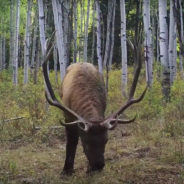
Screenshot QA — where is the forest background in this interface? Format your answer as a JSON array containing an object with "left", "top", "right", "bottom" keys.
[{"left": 0, "top": 0, "right": 184, "bottom": 183}]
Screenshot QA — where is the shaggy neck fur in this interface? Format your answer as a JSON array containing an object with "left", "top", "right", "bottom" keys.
[{"left": 61, "top": 63, "right": 106, "bottom": 123}]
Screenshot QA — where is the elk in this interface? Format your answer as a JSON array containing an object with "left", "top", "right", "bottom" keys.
[{"left": 42, "top": 36, "right": 147, "bottom": 175}]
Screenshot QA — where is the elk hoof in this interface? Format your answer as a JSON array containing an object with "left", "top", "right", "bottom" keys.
[{"left": 61, "top": 169, "right": 74, "bottom": 176}]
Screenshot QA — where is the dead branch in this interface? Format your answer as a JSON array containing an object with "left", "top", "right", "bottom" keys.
[{"left": 0, "top": 117, "right": 26, "bottom": 124}]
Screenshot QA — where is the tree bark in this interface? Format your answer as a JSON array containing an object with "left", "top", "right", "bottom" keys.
[
  {"left": 31, "top": 18, "right": 38, "bottom": 77},
  {"left": 63, "top": 0, "right": 70, "bottom": 66},
  {"left": 34, "top": 39, "right": 40, "bottom": 84},
  {"left": 53, "top": 44, "right": 58, "bottom": 84},
  {"left": 159, "top": 0, "right": 170, "bottom": 99},
  {"left": 24, "top": 0, "right": 32, "bottom": 84},
  {"left": 13, "top": 0, "right": 20, "bottom": 86},
  {"left": 52, "top": 0, "right": 67, "bottom": 79},
  {"left": 10, "top": 0, "right": 15, "bottom": 70},
  {"left": 73, "top": 0, "right": 78, "bottom": 63},
  {"left": 95, "top": 0, "right": 103, "bottom": 73},
  {"left": 38, "top": 0, "right": 46, "bottom": 56},
  {"left": 179, "top": 0, "right": 184, "bottom": 78},
  {"left": 168, "top": 0, "right": 177, "bottom": 84},
  {"left": 120, "top": 0, "right": 127, "bottom": 96},
  {"left": 103, "top": 0, "right": 113, "bottom": 68},
  {"left": 109, "top": 0, "right": 116, "bottom": 69},
  {"left": 143, "top": 0, "right": 153, "bottom": 87},
  {"left": 83, "top": 0, "right": 90, "bottom": 62}
]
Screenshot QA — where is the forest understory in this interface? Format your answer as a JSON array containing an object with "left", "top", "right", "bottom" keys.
[{"left": 0, "top": 69, "right": 184, "bottom": 184}]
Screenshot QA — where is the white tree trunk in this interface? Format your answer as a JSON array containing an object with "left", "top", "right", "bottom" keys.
[
  {"left": 159, "top": 0, "right": 170, "bottom": 98},
  {"left": 156, "top": 16, "right": 160, "bottom": 62},
  {"left": 34, "top": 40, "right": 40, "bottom": 84},
  {"left": 13, "top": 0, "right": 20, "bottom": 86},
  {"left": 38, "top": 0, "right": 46, "bottom": 56},
  {"left": 91, "top": 2, "right": 96, "bottom": 63},
  {"left": 83, "top": 0, "right": 90, "bottom": 62},
  {"left": 120, "top": 0, "right": 127, "bottom": 96},
  {"left": 96, "top": 0, "right": 103, "bottom": 73},
  {"left": 168, "top": 0, "right": 177, "bottom": 84},
  {"left": 24, "top": 0, "right": 32, "bottom": 84},
  {"left": 79, "top": 0, "right": 85, "bottom": 62},
  {"left": 103, "top": 0, "right": 113, "bottom": 67},
  {"left": 52, "top": 0, "right": 67, "bottom": 79},
  {"left": 31, "top": 20, "right": 38, "bottom": 75},
  {"left": 10, "top": 0, "right": 15, "bottom": 70},
  {"left": 173, "top": 33, "right": 177, "bottom": 74},
  {"left": 109, "top": 0, "right": 116, "bottom": 69},
  {"left": 143, "top": 0, "right": 153, "bottom": 87},
  {"left": 63, "top": 0, "right": 70, "bottom": 66},
  {"left": 179, "top": 0, "right": 184, "bottom": 78}
]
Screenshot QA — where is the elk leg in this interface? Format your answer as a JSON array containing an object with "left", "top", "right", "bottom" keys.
[{"left": 62, "top": 126, "right": 79, "bottom": 175}]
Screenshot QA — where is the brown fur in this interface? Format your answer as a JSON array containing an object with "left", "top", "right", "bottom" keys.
[{"left": 61, "top": 63, "right": 106, "bottom": 122}]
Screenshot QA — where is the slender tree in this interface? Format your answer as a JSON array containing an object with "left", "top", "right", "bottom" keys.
[
  {"left": 120, "top": 0, "right": 127, "bottom": 96},
  {"left": 73, "top": 0, "right": 78, "bottom": 63},
  {"left": 143, "top": 0, "right": 153, "bottom": 87},
  {"left": 63, "top": 0, "right": 70, "bottom": 66},
  {"left": 96, "top": 0, "right": 103, "bottom": 73},
  {"left": 10, "top": 0, "right": 15, "bottom": 70},
  {"left": 109, "top": 0, "right": 116, "bottom": 69},
  {"left": 31, "top": 17, "right": 38, "bottom": 77},
  {"left": 53, "top": 44, "right": 58, "bottom": 84},
  {"left": 168, "top": 0, "right": 177, "bottom": 84},
  {"left": 38, "top": 0, "right": 46, "bottom": 56},
  {"left": 34, "top": 39, "right": 40, "bottom": 84},
  {"left": 79, "top": 0, "right": 84, "bottom": 62},
  {"left": 83, "top": 0, "right": 90, "bottom": 62},
  {"left": 24, "top": 0, "right": 32, "bottom": 84},
  {"left": 159, "top": 0, "right": 170, "bottom": 99},
  {"left": 91, "top": 1, "right": 96, "bottom": 63},
  {"left": 103, "top": 0, "right": 113, "bottom": 68},
  {"left": 179, "top": 0, "right": 184, "bottom": 77},
  {"left": 13, "top": 0, "right": 20, "bottom": 85},
  {"left": 52, "top": 0, "right": 67, "bottom": 79}
]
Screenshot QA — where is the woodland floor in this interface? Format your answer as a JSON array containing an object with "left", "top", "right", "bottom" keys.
[
  {"left": 0, "top": 70, "right": 184, "bottom": 183},
  {"left": 0, "top": 125, "right": 183, "bottom": 184}
]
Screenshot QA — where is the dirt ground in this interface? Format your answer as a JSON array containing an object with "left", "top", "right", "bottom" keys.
[{"left": 0, "top": 127, "right": 183, "bottom": 184}]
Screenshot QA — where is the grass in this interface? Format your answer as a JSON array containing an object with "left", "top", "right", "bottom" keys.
[{"left": 0, "top": 68, "right": 184, "bottom": 183}]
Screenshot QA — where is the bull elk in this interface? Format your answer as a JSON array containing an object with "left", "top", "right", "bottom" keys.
[{"left": 42, "top": 35, "right": 147, "bottom": 174}]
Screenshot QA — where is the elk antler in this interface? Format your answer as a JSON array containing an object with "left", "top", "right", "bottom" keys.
[
  {"left": 101, "top": 86, "right": 147, "bottom": 130},
  {"left": 42, "top": 31, "right": 91, "bottom": 131},
  {"left": 102, "top": 30, "right": 147, "bottom": 130}
]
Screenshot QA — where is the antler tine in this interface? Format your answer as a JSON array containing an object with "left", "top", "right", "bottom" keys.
[
  {"left": 46, "top": 30, "right": 56, "bottom": 53},
  {"left": 101, "top": 115, "right": 136, "bottom": 130},
  {"left": 42, "top": 31, "right": 87, "bottom": 124},
  {"left": 59, "top": 119, "right": 91, "bottom": 132},
  {"left": 112, "top": 86, "right": 147, "bottom": 119},
  {"left": 101, "top": 86, "right": 147, "bottom": 130},
  {"left": 59, "top": 120, "right": 83, "bottom": 126},
  {"left": 45, "top": 92, "right": 86, "bottom": 122},
  {"left": 110, "top": 115, "right": 137, "bottom": 124}
]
